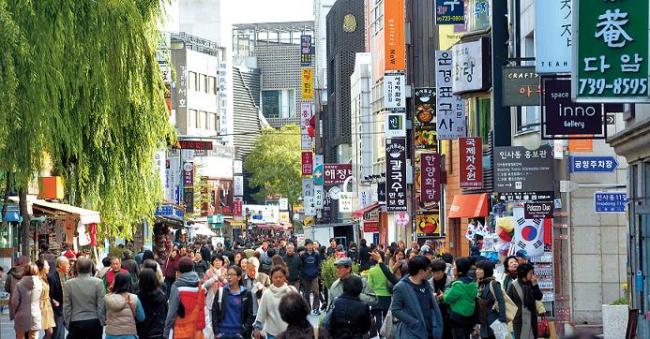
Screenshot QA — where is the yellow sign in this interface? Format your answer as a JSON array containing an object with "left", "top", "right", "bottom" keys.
[
  {"left": 304, "top": 216, "right": 315, "bottom": 227},
  {"left": 279, "top": 211, "right": 290, "bottom": 223},
  {"left": 416, "top": 213, "right": 440, "bottom": 237},
  {"left": 301, "top": 68, "right": 314, "bottom": 100},
  {"left": 438, "top": 25, "right": 462, "bottom": 50}
]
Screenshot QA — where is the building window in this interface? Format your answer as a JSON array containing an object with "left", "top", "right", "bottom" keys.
[
  {"left": 188, "top": 109, "right": 197, "bottom": 128},
  {"left": 189, "top": 72, "right": 197, "bottom": 91},
  {"left": 201, "top": 74, "right": 208, "bottom": 93},
  {"left": 208, "top": 113, "right": 217, "bottom": 131},
  {"left": 467, "top": 97, "right": 491, "bottom": 143},
  {"left": 195, "top": 110, "right": 201, "bottom": 129},
  {"left": 516, "top": 107, "right": 540, "bottom": 133},
  {"left": 209, "top": 77, "right": 217, "bottom": 94},
  {"left": 261, "top": 89, "right": 296, "bottom": 119},
  {"left": 199, "top": 111, "right": 208, "bottom": 129}
]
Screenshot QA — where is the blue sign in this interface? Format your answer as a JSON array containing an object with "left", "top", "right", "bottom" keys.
[
  {"left": 594, "top": 192, "right": 627, "bottom": 213},
  {"left": 435, "top": 0, "right": 465, "bottom": 25},
  {"left": 569, "top": 156, "right": 618, "bottom": 173},
  {"left": 155, "top": 204, "right": 185, "bottom": 221}
]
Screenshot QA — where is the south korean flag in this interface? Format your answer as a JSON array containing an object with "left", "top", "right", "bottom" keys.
[{"left": 513, "top": 207, "right": 545, "bottom": 258}]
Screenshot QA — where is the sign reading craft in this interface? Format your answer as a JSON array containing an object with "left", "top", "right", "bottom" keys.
[{"left": 573, "top": 0, "right": 650, "bottom": 102}]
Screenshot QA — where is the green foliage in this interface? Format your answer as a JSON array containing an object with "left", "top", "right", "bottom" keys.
[
  {"left": 0, "top": 0, "right": 174, "bottom": 240},
  {"left": 244, "top": 125, "right": 301, "bottom": 205},
  {"left": 320, "top": 257, "right": 360, "bottom": 289},
  {"left": 611, "top": 283, "right": 630, "bottom": 305}
]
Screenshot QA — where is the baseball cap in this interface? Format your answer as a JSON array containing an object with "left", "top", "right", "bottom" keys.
[
  {"left": 334, "top": 257, "right": 353, "bottom": 267},
  {"left": 420, "top": 245, "right": 434, "bottom": 255}
]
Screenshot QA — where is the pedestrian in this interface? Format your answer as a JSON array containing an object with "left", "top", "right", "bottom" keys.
[
  {"left": 243, "top": 257, "right": 271, "bottom": 317},
  {"left": 48, "top": 256, "right": 69, "bottom": 339},
  {"left": 282, "top": 244, "right": 301, "bottom": 291},
  {"left": 476, "top": 260, "right": 507, "bottom": 339},
  {"left": 326, "top": 238, "right": 337, "bottom": 257},
  {"left": 275, "top": 292, "right": 331, "bottom": 339},
  {"left": 211, "top": 265, "right": 255, "bottom": 339},
  {"left": 358, "top": 239, "right": 371, "bottom": 271},
  {"left": 163, "top": 256, "right": 206, "bottom": 339},
  {"left": 334, "top": 245, "right": 346, "bottom": 259},
  {"left": 253, "top": 266, "right": 297, "bottom": 339},
  {"left": 121, "top": 250, "right": 140, "bottom": 289},
  {"left": 192, "top": 252, "right": 209, "bottom": 279},
  {"left": 95, "top": 257, "right": 112, "bottom": 280},
  {"left": 501, "top": 255, "right": 519, "bottom": 292},
  {"left": 63, "top": 257, "right": 105, "bottom": 339},
  {"left": 163, "top": 249, "right": 180, "bottom": 299},
  {"left": 366, "top": 251, "right": 395, "bottom": 337},
  {"left": 507, "top": 263, "right": 543, "bottom": 339},
  {"left": 326, "top": 275, "right": 371, "bottom": 339},
  {"left": 104, "top": 272, "right": 145, "bottom": 339},
  {"left": 4, "top": 255, "right": 29, "bottom": 297},
  {"left": 142, "top": 259, "right": 166, "bottom": 295},
  {"left": 271, "top": 254, "right": 287, "bottom": 270},
  {"left": 204, "top": 255, "right": 228, "bottom": 306},
  {"left": 10, "top": 263, "right": 42, "bottom": 339},
  {"left": 441, "top": 256, "right": 478, "bottom": 339},
  {"left": 136, "top": 268, "right": 167, "bottom": 339},
  {"left": 391, "top": 255, "right": 443, "bottom": 339},
  {"left": 36, "top": 259, "right": 56, "bottom": 339},
  {"left": 429, "top": 259, "right": 452, "bottom": 339},
  {"left": 103, "top": 257, "right": 128, "bottom": 293},
  {"left": 326, "top": 257, "right": 376, "bottom": 309},
  {"left": 233, "top": 251, "right": 244, "bottom": 268},
  {"left": 299, "top": 239, "right": 321, "bottom": 315},
  {"left": 348, "top": 242, "right": 358, "bottom": 263}
]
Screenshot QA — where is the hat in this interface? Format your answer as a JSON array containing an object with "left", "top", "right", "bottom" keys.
[
  {"left": 305, "top": 239, "right": 313, "bottom": 245},
  {"left": 334, "top": 257, "right": 353, "bottom": 267},
  {"left": 420, "top": 245, "right": 433, "bottom": 255},
  {"left": 63, "top": 249, "right": 77, "bottom": 260},
  {"left": 515, "top": 250, "right": 528, "bottom": 259}
]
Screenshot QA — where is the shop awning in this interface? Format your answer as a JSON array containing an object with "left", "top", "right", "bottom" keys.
[
  {"left": 448, "top": 193, "right": 489, "bottom": 219},
  {"left": 192, "top": 223, "right": 217, "bottom": 236},
  {"left": 353, "top": 202, "right": 380, "bottom": 219},
  {"left": 31, "top": 200, "right": 101, "bottom": 225}
]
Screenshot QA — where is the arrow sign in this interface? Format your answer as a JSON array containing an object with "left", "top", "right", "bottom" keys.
[{"left": 569, "top": 156, "right": 618, "bottom": 173}]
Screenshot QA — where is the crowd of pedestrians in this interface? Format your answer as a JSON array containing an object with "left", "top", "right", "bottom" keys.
[{"left": 3, "top": 236, "right": 549, "bottom": 339}]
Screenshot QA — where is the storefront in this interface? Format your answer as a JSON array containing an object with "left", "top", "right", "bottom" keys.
[
  {"left": 353, "top": 202, "right": 382, "bottom": 245},
  {"left": 153, "top": 203, "right": 185, "bottom": 257},
  {"left": 446, "top": 193, "right": 490, "bottom": 256},
  {"left": 0, "top": 204, "right": 22, "bottom": 268}
]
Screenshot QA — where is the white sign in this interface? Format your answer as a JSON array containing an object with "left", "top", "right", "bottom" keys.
[
  {"left": 534, "top": 0, "right": 572, "bottom": 73},
  {"left": 234, "top": 160, "right": 243, "bottom": 174},
  {"left": 300, "top": 103, "right": 313, "bottom": 150},
  {"left": 279, "top": 198, "right": 289, "bottom": 211},
  {"left": 385, "top": 113, "right": 407, "bottom": 138},
  {"left": 244, "top": 204, "right": 280, "bottom": 224},
  {"left": 314, "top": 185, "right": 324, "bottom": 209},
  {"left": 435, "top": 50, "right": 467, "bottom": 139},
  {"left": 304, "top": 196, "right": 316, "bottom": 216},
  {"left": 339, "top": 192, "right": 353, "bottom": 213},
  {"left": 233, "top": 176, "right": 244, "bottom": 196},
  {"left": 302, "top": 178, "right": 314, "bottom": 198},
  {"left": 512, "top": 207, "right": 545, "bottom": 258},
  {"left": 218, "top": 63, "right": 230, "bottom": 141},
  {"left": 452, "top": 39, "right": 487, "bottom": 94},
  {"left": 384, "top": 71, "right": 407, "bottom": 112}
]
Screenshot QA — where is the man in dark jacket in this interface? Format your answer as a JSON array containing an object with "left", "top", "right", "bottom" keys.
[
  {"left": 283, "top": 244, "right": 302, "bottom": 291},
  {"left": 358, "top": 239, "right": 371, "bottom": 271},
  {"left": 327, "top": 275, "right": 371, "bottom": 339},
  {"left": 299, "top": 239, "right": 321, "bottom": 315},
  {"left": 48, "top": 256, "right": 70, "bottom": 339}
]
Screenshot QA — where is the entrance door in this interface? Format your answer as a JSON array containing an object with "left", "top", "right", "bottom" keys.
[{"left": 448, "top": 218, "right": 462, "bottom": 257}]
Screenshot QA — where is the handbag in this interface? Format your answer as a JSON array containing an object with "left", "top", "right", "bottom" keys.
[
  {"left": 488, "top": 282, "right": 518, "bottom": 323},
  {"left": 489, "top": 319, "right": 512, "bottom": 339},
  {"left": 379, "top": 310, "right": 394, "bottom": 339},
  {"left": 537, "top": 315, "right": 550, "bottom": 338}
]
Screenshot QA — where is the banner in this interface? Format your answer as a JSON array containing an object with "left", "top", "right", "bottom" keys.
[
  {"left": 384, "top": 71, "right": 406, "bottom": 112},
  {"left": 384, "top": 0, "right": 405, "bottom": 71},
  {"left": 420, "top": 153, "right": 441, "bottom": 206},
  {"left": 416, "top": 213, "right": 441, "bottom": 237},
  {"left": 435, "top": 0, "right": 465, "bottom": 25},
  {"left": 301, "top": 68, "right": 314, "bottom": 100},
  {"left": 386, "top": 113, "right": 406, "bottom": 137},
  {"left": 300, "top": 35, "right": 314, "bottom": 67},
  {"left": 414, "top": 88, "right": 435, "bottom": 127},
  {"left": 535, "top": 0, "right": 572, "bottom": 73},
  {"left": 459, "top": 137, "right": 483, "bottom": 189},
  {"left": 435, "top": 51, "right": 466, "bottom": 139},
  {"left": 301, "top": 151, "right": 313, "bottom": 176},
  {"left": 385, "top": 138, "right": 408, "bottom": 211},
  {"left": 323, "top": 164, "right": 352, "bottom": 185},
  {"left": 513, "top": 207, "right": 545, "bottom": 258},
  {"left": 300, "top": 103, "right": 313, "bottom": 150}
]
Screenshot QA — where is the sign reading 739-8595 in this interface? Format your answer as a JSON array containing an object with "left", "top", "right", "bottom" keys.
[{"left": 573, "top": 0, "right": 649, "bottom": 102}]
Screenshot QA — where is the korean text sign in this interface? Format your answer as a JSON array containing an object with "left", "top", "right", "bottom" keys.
[
  {"left": 435, "top": 50, "right": 467, "bottom": 139},
  {"left": 323, "top": 164, "right": 352, "bottom": 185},
  {"left": 300, "top": 35, "right": 313, "bottom": 67},
  {"left": 452, "top": 38, "right": 489, "bottom": 94},
  {"left": 384, "top": 0, "right": 405, "bottom": 71},
  {"left": 459, "top": 137, "right": 483, "bottom": 189},
  {"left": 384, "top": 72, "right": 407, "bottom": 112},
  {"left": 301, "top": 151, "right": 313, "bottom": 176},
  {"left": 420, "top": 153, "right": 441, "bottom": 205},
  {"left": 535, "top": 0, "right": 572, "bottom": 73},
  {"left": 502, "top": 67, "right": 541, "bottom": 107},
  {"left": 385, "top": 138, "right": 408, "bottom": 211},
  {"left": 301, "top": 68, "right": 314, "bottom": 100},
  {"left": 435, "top": 0, "right": 465, "bottom": 25},
  {"left": 573, "top": 0, "right": 649, "bottom": 102},
  {"left": 493, "top": 145, "right": 554, "bottom": 193}
]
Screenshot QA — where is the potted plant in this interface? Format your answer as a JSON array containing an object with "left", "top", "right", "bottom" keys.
[{"left": 602, "top": 283, "right": 629, "bottom": 339}]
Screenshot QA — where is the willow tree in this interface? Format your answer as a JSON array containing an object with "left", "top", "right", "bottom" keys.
[{"left": 0, "top": 0, "right": 174, "bottom": 244}]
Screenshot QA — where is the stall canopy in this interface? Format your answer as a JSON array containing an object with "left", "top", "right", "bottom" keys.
[
  {"left": 32, "top": 200, "right": 101, "bottom": 225},
  {"left": 448, "top": 193, "right": 489, "bottom": 219},
  {"left": 353, "top": 202, "right": 380, "bottom": 219}
]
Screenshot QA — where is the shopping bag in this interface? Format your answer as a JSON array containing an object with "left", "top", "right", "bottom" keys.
[{"left": 490, "top": 320, "right": 512, "bottom": 339}]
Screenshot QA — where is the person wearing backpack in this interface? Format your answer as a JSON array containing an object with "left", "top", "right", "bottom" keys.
[
  {"left": 163, "top": 256, "right": 206, "bottom": 339},
  {"left": 211, "top": 265, "right": 254, "bottom": 339},
  {"left": 476, "top": 260, "right": 507, "bottom": 339},
  {"left": 440, "top": 256, "right": 478, "bottom": 339}
]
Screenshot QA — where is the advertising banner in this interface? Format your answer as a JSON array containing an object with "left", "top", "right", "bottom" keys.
[
  {"left": 314, "top": 185, "right": 324, "bottom": 209},
  {"left": 338, "top": 192, "right": 353, "bottom": 213},
  {"left": 435, "top": 0, "right": 465, "bottom": 25},
  {"left": 301, "top": 68, "right": 314, "bottom": 100},
  {"left": 233, "top": 197, "right": 243, "bottom": 217},
  {"left": 385, "top": 138, "right": 408, "bottom": 211},
  {"left": 414, "top": 88, "right": 436, "bottom": 128},
  {"left": 233, "top": 176, "right": 244, "bottom": 196},
  {"left": 494, "top": 145, "right": 554, "bottom": 193},
  {"left": 300, "top": 35, "right": 314, "bottom": 67},
  {"left": 415, "top": 129, "right": 438, "bottom": 150},
  {"left": 313, "top": 155, "right": 324, "bottom": 185},
  {"left": 183, "top": 162, "right": 194, "bottom": 186},
  {"left": 435, "top": 51, "right": 466, "bottom": 139},
  {"left": 502, "top": 67, "right": 541, "bottom": 107},
  {"left": 416, "top": 213, "right": 441, "bottom": 237},
  {"left": 301, "top": 151, "right": 313, "bottom": 176},
  {"left": 384, "top": 71, "right": 407, "bottom": 112},
  {"left": 420, "top": 153, "right": 441, "bottom": 205},
  {"left": 573, "top": 0, "right": 650, "bottom": 102},
  {"left": 535, "top": 0, "right": 572, "bottom": 73},
  {"left": 459, "top": 137, "right": 483, "bottom": 189},
  {"left": 384, "top": 0, "right": 405, "bottom": 71},
  {"left": 542, "top": 78, "right": 605, "bottom": 139},
  {"left": 323, "top": 164, "right": 353, "bottom": 185},
  {"left": 302, "top": 178, "right": 314, "bottom": 198},
  {"left": 385, "top": 113, "right": 406, "bottom": 138},
  {"left": 244, "top": 204, "right": 280, "bottom": 224},
  {"left": 452, "top": 38, "right": 490, "bottom": 94}
]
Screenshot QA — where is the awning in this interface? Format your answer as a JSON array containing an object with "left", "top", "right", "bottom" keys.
[
  {"left": 31, "top": 200, "right": 101, "bottom": 225},
  {"left": 192, "top": 223, "right": 217, "bottom": 236},
  {"left": 448, "top": 193, "right": 489, "bottom": 219},
  {"left": 353, "top": 202, "right": 380, "bottom": 219}
]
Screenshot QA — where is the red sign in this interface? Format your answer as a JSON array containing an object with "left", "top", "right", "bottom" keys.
[
  {"left": 420, "top": 153, "right": 441, "bottom": 205},
  {"left": 233, "top": 197, "right": 243, "bottom": 217},
  {"left": 364, "top": 221, "right": 379, "bottom": 233},
  {"left": 178, "top": 140, "right": 213, "bottom": 150},
  {"left": 459, "top": 137, "right": 484, "bottom": 189},
  {"left": 323, "top": 164, "right": 352, "bottom": 185},
  {"left": 301, "top": 151, "right": 313, "bottom": 176}
]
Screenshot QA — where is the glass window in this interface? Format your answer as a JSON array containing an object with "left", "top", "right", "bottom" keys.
[
  {"left": 188, "top": 109, "right": 197, "bottom": 128},
  {"left": 517, "top": 107, "right": 540, "bottom": 132},
  {"left": 189, "top": 72, "right": 197, "bottom": 91},
  {"left": 467, "top": 97, "right": 491, "bottom": 144},
  {"left": 200, "top": 111, "right": 208, "bottom": 129},
  {"left": 262, "top": 90, "right": 281, "bottom": 118},
  {"left": 201, "top": 74, "right": 208, "bottom": 93},
  {"left": 209, "top": 77, "right": 217, "bottom": 94},
  {"left": 208, "top": 113, "right": 216, "bottom": 131},
  {"left": 195, "top": 110, "right": 201, "bottom": 129}
]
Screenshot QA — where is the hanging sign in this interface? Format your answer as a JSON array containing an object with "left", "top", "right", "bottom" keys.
[
  {"left": 396, "top": 211, "right": 410, "bottom": 227},
  {"left": 420, "top": 153, "right": 441, "bottom": 206},
  {"left": 385, "top": 138, "right": 408, "bottom": 211},
  {"left": 313, "top": 155, "right": 324, "bottom": 186},
  {"left": 415, "top": 88, "right": 436, "bottom": 127},
  {"left": 502, "top": 66, "right": 541, "bottom": 107},
  {"left": 524, "top": 202, "right": 554, "bottom": 219},
  {"left": 416, "top": 213, "right": 440, "bottom": 237},
  {"left": 569, "top": 156, "right": 619, "bottom": 173},
  {"left": 494, "top": 145, "right": 554, "bottom": 193},
  {"left": 386, "top": 113, "right": 406, "bottom": 137},
  {"left": 300, "top": 103, "right": 313, "bottom": 150},
  {"left": 384, "top": 71, "right": 407, "bottom": 112},
  {"left": 435, "top": 0, "right": 465, "bottom": 25},
  {"left": 459, "top": 137, "right": 484, "bottom": 189},
  {"left": 323, "top": 164, "right": 353, "bottom": 185},
  {"left": 301, "top": 68, "right": 314, "bottom": 100},
  {"left": 573, "top": 0, "right": 650, "bottom": 102},
  {"left": 535, "top": 0, "right": 572, "bottom": 73},
  {"left": 300, "top": 35, "right": 314, "bottom": 67},
  {"left": 435, "top": 51, "right": 466, "bottom": 139},
  {"left": 339, "top": 192, "right": 354, "bottom": 213},
  {"left": 452, "top": 38, "right": 490, "bottom": 94},
  {"left": 301, "top": 151, "right": 313, "bottom": 176},
  {"left": 314, "top": 185, "right": 324, "bottom": 209}
]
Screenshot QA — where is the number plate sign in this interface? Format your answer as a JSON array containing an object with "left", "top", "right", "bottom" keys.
[{"left": 573, "top": 0, "right": 650, "bottom": 102}]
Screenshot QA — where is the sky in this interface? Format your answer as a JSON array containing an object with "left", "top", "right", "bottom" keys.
[{"left": 224, "top": 0, "right": 315, "bottom": 24}]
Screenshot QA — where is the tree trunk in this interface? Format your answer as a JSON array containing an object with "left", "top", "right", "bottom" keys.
[
  {"left": 1, "top": 172, "right": 11, "bottom": 226},
  {"left": 19, "top": 187, "right": 30, "bottom": 258}
]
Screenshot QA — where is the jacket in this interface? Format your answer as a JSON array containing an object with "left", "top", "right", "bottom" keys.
[
  {"left": 4, "top": 265, "right": 24, "bottom": 294},
  {"left": 163, "top": 255, "right": 179, "bottom": 279},
  {"left": 367, "top": 264, "right": 392, "bottom": 297},
  {"left": 327, "top": 293, "right": 371, "bottom": 339},
  {"left": 63, "top": 273, "right": 105, "bottom": 327},
  {"left": 391, "top": 276, "right": 443, "bottom": 339},
  {"left": 478, "top": 279, "right": 507, "bottom": 338},
  {"left": 507, "top": 279, "right": 543, "bottom": 338},
  {"left": 47, "top": 270, "right": 65, "bottom": 316},
  {"left": 193, "top": 260, "right": 209, "bottom": 278},
  {"left": 137, "top": 288, "right": 168, "bottom": 338},
  {"left": 254, "top": 284, "right": 297, "bottom": 336},
  {"left": 299, "top": 250, "right": 321, "bottom": 280},
  {"left": 163, "top": 271, "right": 205, "bottom": 338},
  {"left": 10, "top": 276, "right": 42, "bottom": 331},
  {"left": 283, "top": 253, "right": 302, "bottom": 282},
  {"left": 358, "top": 245, "right": 371, "bottom": 271},
  {"left": 104, "top": 292, "right": 145, "bottom": 336},
  {"left": 211, "top": 285, "right": 254, "bottom": 338},
  {"left": 443, "top": 276, "right": 478, "bottom": 317},
  {"left": 328, "top": 274, "right": 377, "bottom": 308},
  {"left": 243, "top": 272, "right": 271, "bottom": 315}
]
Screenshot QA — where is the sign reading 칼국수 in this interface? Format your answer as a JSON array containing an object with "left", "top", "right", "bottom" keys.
[
  {"left": 435, "top": 50, "right": 467, "bottom": 139},
  {"left": 435, "top": 0, "right": 465, "bottom": 25},
  {"left": 573, "top": 0, "right": 650, "bottom": 102},
  {"left": 385, "top": 138, "right": 408, "bottom": 211},
  {"left": 535, "top": 0, "right": 572, "bottom": 73}
]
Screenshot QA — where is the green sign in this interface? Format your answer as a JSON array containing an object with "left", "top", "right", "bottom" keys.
[
  {"left": 573, "top": 0, "right": 650, "bottom": 102},
  {"left": 208, "top": 214, "right": 224, "bottom": 225}
]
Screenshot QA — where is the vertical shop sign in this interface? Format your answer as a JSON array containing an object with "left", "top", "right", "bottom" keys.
[
  {"left": 313, "top": 155, "right": 324, "bottom": 209},
  {"left": 414, "top": 88, "right": 436, "bottom": 127},
  {"left": 535, "top": 0, "right": 572, "bottom": 73},
  {"left": 300, "top": 103, "right": 313, "bottom": 150},
  {"left": 435, "top": 51, "right": 467, "bottom": 139},
  {"left": 459, "top": 137, "right": 484, "bottom": 188},
  {"left": 301, "top": 151, "right": 313, "bottom": 176},
  {"left": 301, "top": 68, "right": 314, "bottom": 100},
  {"left": 573, "top": 0, "right": 650, "bottom": 102},
  {"left": 183, "top": 162, "right": 194, "bottom": 186},
  {"left": 435, "top": 0, "right": 465, "bottom": 25},
  {"left": 233, "top": 197, "right": 243, "bottom": 217},
  {"left": 386, "top": 113, "right": 406, "bottom": 137},
  {"left": 384, "top": 71, "right": 407, "bottom": 112},
  {"left": 384, "top": 0, "right": 405, "bottom": 71},
  {"left": 300, "top": 35, "right": 314, "bottom": 67},
  {"left": 234, "top": 176, "right": 244, "bottom": 196},
  {"left": 420, "top": 153, "right": 441, "bottom": 205},
  {"left": 385, "top": 138, "right": 408, "bottom": 211}
]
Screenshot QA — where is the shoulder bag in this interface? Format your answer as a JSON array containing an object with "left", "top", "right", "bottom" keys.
[{"left": 488, "top": 281, "right": 518, "bottom": 323}]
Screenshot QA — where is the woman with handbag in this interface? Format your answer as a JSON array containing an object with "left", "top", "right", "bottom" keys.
[
  {"left": 476, "top": 260, "right": 508, "bottom": 339},
  {"left": 104, "top": 272, "right": 145, "bottom": 339},
  {"left": 507, "top": 264, "right": 543, "bottom": 339}
]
